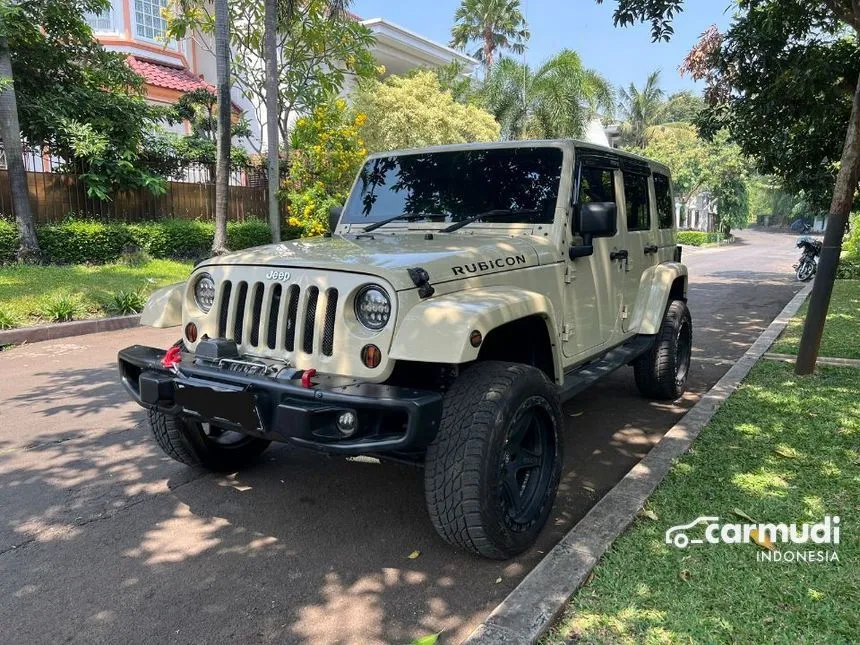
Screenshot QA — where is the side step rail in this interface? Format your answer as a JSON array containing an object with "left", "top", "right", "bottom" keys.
[{"left": 559, "top": 335, "right": 655, "bottom": 402}]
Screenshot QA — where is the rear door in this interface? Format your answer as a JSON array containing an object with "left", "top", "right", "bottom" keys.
[
  {"left": 653, "top": 171, "right": 677, "bottom": 263},
  {"left": 619, "top": 166, "right": 655, "bottom": 332}
]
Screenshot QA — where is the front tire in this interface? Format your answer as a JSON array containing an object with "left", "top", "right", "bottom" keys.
[
  {"left": 424, "top": 362, "right": 564, "bottom": 559},
  {"left": 796, "top": 259, "right": 816, "bottom": 282},
  {"left": 634, "top": 299, "right": 693, "bottom": 401},
  {"left": 147, "top": 410, "right": 270, "bottom": 471}
]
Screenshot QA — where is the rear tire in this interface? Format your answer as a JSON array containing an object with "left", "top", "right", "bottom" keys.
[
  {"left": 634, "top": 299, "right": 693, "bottom": 401},
  {"left": 424, "top": 362, "right": 564, "bottom": 559},
  {"left": 147, "top": 410, "right": 270, "bottom": 471}
]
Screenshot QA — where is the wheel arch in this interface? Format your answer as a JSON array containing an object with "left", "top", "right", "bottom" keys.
[
  {"left": 389, "top": 287, "right": 563, "bottom": 383},
  {"left": 631, "top": 262, "right": 689, "bottom": 335},
  {"left": 140, "top": 282, "right": 184, "bottom": 328}
]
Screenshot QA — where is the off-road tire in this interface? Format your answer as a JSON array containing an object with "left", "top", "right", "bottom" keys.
[
  {"left": 424, "top": 362, "right": 564, "bottom": 559},
  {"left": 147, "top": 410, "right": 270, "bottom": 471},
  {"left": 634, "top": 299, "right": 693, "bottom": 401}
]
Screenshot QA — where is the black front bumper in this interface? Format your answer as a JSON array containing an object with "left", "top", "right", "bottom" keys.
[{"left": 118, "top": 345, "right": 443, "bottom": 455}]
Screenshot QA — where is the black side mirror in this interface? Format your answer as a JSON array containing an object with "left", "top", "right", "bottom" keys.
[
  {"left": 569, "top": 202, "right": 617, "bottom": 259},
  {"left": 328, "top": 205, "right": 343, "bottom": 233}
]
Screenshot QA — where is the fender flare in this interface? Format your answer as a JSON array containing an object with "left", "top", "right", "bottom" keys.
[
  {"left": 631, "top": 262, "right": 688, "bottom": 335},
  {"left": 140, "top": 282, "right": 185, "bottom": 328},
  {"left": 389, "top": 286, "right": 562, "bottom": 378}
]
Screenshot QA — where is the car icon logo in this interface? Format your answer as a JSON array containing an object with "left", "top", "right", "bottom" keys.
[{"left": 665, "top": 516, "right": 720, "bottom": 549}]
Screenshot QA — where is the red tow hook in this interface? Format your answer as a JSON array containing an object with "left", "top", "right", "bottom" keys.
[
  {"left": 161, "top": 345, "right": 183, "bottom": 369},
  {"left": 301, "top": 368, "right": 317, "bottom": 388}
]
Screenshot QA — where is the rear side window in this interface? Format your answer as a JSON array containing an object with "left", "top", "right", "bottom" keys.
[
  {"left": 578, "top": 166, "right": 615, "bottom": 203},
  {"left": 623, "top": 172, "right": 651, "bottom": 231},
  {"left": 654, "top": 173, "right": 673, "bottom": 229}
]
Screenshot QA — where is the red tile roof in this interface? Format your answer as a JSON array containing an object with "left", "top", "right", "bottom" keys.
[{"left": 127, "top": 55, "right": 215, "bottom": 93}]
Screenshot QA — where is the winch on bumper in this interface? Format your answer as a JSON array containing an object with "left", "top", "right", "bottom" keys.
[{"left": 118, "top": 342, "right": 443, "bottom": 454}]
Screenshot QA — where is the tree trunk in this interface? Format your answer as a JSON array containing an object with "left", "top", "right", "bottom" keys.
[
  {"left": 264, "top": 0, "right": 281, "bottom": 243},
  {"left": 212, "top": 0, "right": 231, "bottom": 255},
  {"left": 483, "top": 25, "right": 493, "bottom": 71},
  {"left": 0, "top": 34, "right": 40, "bottom": 262},
  {"left": 795, "top": 69, "right": 860, "bottom": 375}
]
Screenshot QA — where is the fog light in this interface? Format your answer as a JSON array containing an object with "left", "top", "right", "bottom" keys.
[
  {"left": 185, "top": 322, "right": 198, "bottom": 343},
  {"left": 361, "top": 344, "right": 381, "bottom": 369},
  {"left": 337, "top": 411, "right": 358, "bottom": 437}
]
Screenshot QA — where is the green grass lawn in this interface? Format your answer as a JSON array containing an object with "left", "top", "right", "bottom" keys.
[
  {"left": 545, "top": 361, "right": 859, "bottom": 644},
  {"left": 771, "top": 280, "right": 860, "bottom": 359},
  {"left": 0, "top": 260, "right": 192, "bottom": 327}
]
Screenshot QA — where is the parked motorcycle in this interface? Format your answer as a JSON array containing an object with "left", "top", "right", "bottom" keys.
[{"left": 794, "top": 236, "right": 822, "bottom": 282}]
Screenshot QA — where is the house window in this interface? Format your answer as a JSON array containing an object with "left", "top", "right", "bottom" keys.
[
  {"left": 135, "top": 0, "right": 169, "bottom": 41},
  {"left": 85, "top": 8, "right": 115, "bottom": 33}
]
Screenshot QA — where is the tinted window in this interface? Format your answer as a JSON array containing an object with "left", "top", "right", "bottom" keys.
[
  {"left": 654, "top": 173, "right": 673, "bottom": 229},
  {"left": 624, "top": 172, "right": 651, "bottom": 231},
  {"left": 342, "top": 147, "right": 563, "bottom": 225},
  {"left": 578, "top": 165, "right": 615, "bottom": 203}
]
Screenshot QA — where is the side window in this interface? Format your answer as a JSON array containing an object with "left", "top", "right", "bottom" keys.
[
  {"left": 623, "top": 172, "right": 651, "bottom": 231},
  {"left": 578, "top": 165, "right": 615, "bottom": 204},
  {"left": 654, "top": 173, "right": 674, "bottom": 229}
]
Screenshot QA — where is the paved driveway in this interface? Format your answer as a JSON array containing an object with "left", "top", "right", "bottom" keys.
[{"left": 0, "top": 230, "right": 803, "bottom": 644}]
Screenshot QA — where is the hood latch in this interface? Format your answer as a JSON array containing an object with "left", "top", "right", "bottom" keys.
[{"left": 407, "top": 267, "right": 435, "bottom": 299}]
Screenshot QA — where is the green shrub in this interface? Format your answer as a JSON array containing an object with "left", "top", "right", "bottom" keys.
[
  {"left": 0, "top": 218, "right": 18, "bottom": 264},
  {"left": 227, "top": 219, "right": 276, "bottom": 250},
  {"left": 0, "top": 308, "right": 19, "bottom": 330},
  {"left": 107, "top": 289, "right": 148, "bottom": 315},
  {"left": 39, "top": 293, "right": 83, "bottom": 322},
  {"left": 677, "top": 230, "right": 725, "bottom": 246},
  {"left": 39, "top": 219, "right": 133, "bottom": 264},
  {"left": 0, "top": 217, "right": 278, "bottom": 265}
]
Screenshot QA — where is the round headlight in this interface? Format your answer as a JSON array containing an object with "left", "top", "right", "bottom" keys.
[
  {"left": 354, "top": 285, "right": 391, "bottom": 330},
  {"left": 193, "top": 273, "right": 216, "bottom": 313}
]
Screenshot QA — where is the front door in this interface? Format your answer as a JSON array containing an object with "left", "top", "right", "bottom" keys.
[
  {"left": 618, "top": 169, "right": 656, "bottom": 332},
  {"left": 562, "top": 161, "right": 624, "bottom": 359}
]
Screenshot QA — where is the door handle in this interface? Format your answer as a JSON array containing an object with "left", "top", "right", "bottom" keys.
[
  {"left": 644, "top": 244, "right": 659, "bottom": 255},
  {"left": 610, "top": 249, "right": 629, "bottom": 261}
]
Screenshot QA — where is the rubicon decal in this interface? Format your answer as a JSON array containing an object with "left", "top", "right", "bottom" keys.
[{"left": 451, "top": 254, "right": 528, "bottom": 276}]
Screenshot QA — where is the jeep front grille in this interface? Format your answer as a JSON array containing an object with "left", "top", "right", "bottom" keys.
[{"left": 216, "top": 280, "right": 339, "bottom": 357}]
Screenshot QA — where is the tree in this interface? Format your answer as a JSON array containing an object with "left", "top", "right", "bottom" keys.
[
  {"left": 600, "top": 0, "right": 860, "bottom": 374},
  {"left": 264, "top": 0, "right": 280, "bottom": 243},
  {"left": 450, "top": 0, "right": 530, "bottom": 71},
  {"left": 636, "top": 124, "right": 750, "bottom": 234},
  {"left": 352, "top": 71, "right": 500, "bottom": 153},
  {"left": 211, "top": 0, "right": 231, "bottom": 254},
  {"left": 481, "top": 50, "right": 614, "bottom": 140},
  {"left": 617, "top": 70, "right": 666, "bottom": 147},
  {"left": 0, "top": 20, "right": 38, "bottom": 261},
  {"left": 662, "top": 90, "right": 705, "bottom": 123},
  {"left": 229, "top": 0, "right": 377, "bottom": 153},
  {"left": 1, "top": 0, "right": 166, "bottom": 260}
]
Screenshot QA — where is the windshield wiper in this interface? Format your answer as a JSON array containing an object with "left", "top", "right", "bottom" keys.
[
  {"left": 438, "top": 208, "right": 544, "bottom": 233},
  {"left": 362, "top": 212, "right": 446, "bottom": 232}
]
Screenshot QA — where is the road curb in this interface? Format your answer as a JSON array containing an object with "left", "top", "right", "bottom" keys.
[
  {"left": 463, "top": 283, "right": 813, "bottom": 645},
  {"left": 0, "top": 315, "right": 141, "bottom": 347}
]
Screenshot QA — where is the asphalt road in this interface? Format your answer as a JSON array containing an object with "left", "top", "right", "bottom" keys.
[{"left": 0, "top": 230, "right": 805, "bottom": 644}]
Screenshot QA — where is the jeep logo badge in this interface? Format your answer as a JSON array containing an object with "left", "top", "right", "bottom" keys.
[{"left": 265, "top": 270, "right": 291, "bottom": 281}]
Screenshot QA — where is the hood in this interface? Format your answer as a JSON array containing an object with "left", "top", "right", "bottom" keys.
[{"left": 198, "top": 233, "right": 558, "bottom": 291}]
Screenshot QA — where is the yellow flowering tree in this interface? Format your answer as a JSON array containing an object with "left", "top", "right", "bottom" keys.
[
  {"left": 352, "top": 71, "right": 500, "bottom": 153},
  {"left": 285, "top": 99, "right": 367, "bottom": 236}
]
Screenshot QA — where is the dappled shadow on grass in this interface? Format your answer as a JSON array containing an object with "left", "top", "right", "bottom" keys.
[{"left": 547, "top": 362, "right": 860, "bottom": 644}]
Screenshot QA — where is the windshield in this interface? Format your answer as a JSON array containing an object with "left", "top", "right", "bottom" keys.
[{"left": 341, "top": 147, "right": 563, "bottom": 227}]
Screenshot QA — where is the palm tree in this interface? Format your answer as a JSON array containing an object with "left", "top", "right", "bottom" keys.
[
  {"left": 450, "top": 0, "right": 529, "bottom": 71},
  {"left": 264, "top": 0, "right": 280, "bottom": 243},
  {"left": 212, "top": 0, "right": 231, "bottom": 254},
  {"left": 0, "top": 33, "right": 40, "bottom": 261},
  {"left": 617, "top": 70, "right": 666, "bottom": 148},
  {"left": 482, "top": 50, "right": 614, "bottom": 140}
]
